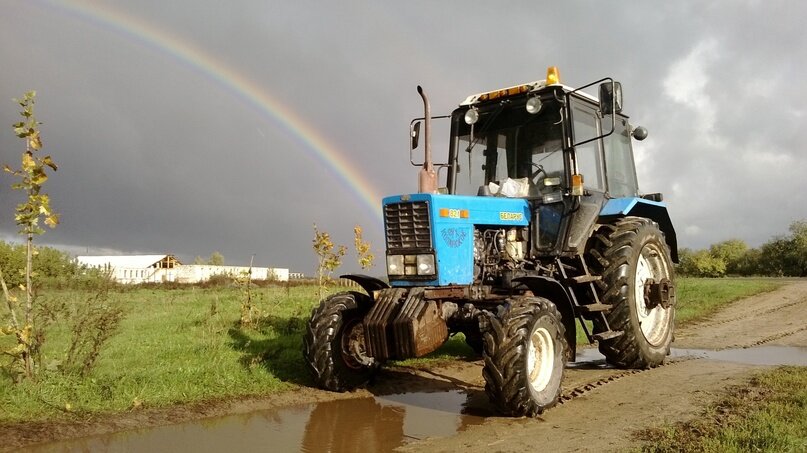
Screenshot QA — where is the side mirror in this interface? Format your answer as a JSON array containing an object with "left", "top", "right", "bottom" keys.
[
  {"left": 411, "top": 121, "right": 421, "bottom": 150},
  {"left": 599, "top": 81, "right": 623, "bottom": 115}
]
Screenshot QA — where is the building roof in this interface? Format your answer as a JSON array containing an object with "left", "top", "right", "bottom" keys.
[{"left": 76, "top": 255, "right": 180, "bottom": 269}]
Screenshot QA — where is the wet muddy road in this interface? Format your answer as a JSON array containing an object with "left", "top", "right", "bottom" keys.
[{"left": 13, "top": 281, "right": 807, "bottom": 452}]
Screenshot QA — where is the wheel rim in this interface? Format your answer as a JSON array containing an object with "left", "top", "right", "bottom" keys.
[
  {"left": 341, "top": 318, "right": 373, "bottom": 369},
  {"left": 634, "top": 242, "right": 672, "bottom": 346},
  {"left": 526, "top": 324, "right": 555, "bottom": 393}
]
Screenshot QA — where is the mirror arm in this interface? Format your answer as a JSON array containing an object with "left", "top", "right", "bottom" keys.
[{"left": 408, "top": 115, "right": 451, "bottom": 166}]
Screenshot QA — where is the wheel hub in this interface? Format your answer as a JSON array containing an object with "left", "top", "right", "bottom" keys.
[
  {"left": 634, "top": 244, "right": 673, "bottom": 346},
  {"left": 644, "top": 278, "right": 674, "bottom": 310},
  {"left": 526, "top": 325, "right": 555, "bottom": 393},
  {"left": 341, "top": 320, "right": 374, "bottom": 369}
]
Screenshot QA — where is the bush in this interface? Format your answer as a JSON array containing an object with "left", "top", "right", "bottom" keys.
[{"left": 0, "top": 241, "right": 80, "bottom": 288}]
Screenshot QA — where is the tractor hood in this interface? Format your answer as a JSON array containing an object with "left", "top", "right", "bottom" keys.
[{"left": 382, "top": 193, "right": 529, "bottom": 286}]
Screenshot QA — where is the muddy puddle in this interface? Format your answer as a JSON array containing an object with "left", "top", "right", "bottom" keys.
[
  {"left": 573, "top": 345, "right": 807, "bottom": 367},
  {"left": 21, "top": 390, "right": 487, "bottom": 453},
  {"left": 21, "top": 345, "right": 807, "bottom": 452}
]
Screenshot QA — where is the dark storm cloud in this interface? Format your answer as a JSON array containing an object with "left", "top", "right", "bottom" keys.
[{"left": 1, "top": 1, "right": 805, "bottom": 274}]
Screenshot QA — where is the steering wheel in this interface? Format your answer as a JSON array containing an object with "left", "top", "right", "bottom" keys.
[{"left": 530, "top": 163, "right": 546, "bottom": 184}]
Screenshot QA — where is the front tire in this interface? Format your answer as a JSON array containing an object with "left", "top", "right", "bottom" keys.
[
  {"left": 589, "top": 217, "right": 676, "bottom": 368},
  {"left": 482, "top": 297, "right": 568, "bottom": 417},
  {"left": 303, "top": 291, "right": 378, "bottom": 391}
]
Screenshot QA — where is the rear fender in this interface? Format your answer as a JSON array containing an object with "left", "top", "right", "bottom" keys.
[
  {"left": 600, "top": 198, "right": 678, "bottom": 263},
  {"left": 513, "top": 276, "right": 577, "bottom": 361}
]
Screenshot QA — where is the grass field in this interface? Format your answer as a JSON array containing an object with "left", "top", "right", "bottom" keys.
[
  {"left": 674, "top": 277, "right": 786, "bottom": 324},
  {"left": 0, "top": 277, "right": 790, "bottom": 423},
  {"left": 636, "top": 366, "right": 807, "bottom": 452}
]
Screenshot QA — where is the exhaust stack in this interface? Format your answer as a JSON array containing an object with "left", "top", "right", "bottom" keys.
[{"left": 416, "top": 86, "right": 437, "bottom": 194}]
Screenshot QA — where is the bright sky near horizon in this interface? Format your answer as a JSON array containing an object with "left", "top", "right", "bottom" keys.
[{"left": 1, "top": 1, "right": 805, "bottom": 274}]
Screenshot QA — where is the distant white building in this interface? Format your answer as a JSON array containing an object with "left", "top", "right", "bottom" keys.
[
  {"left": 176, "top": 264, "right": 289, "bottom": 283},
  {"left": 76, "top": 254, "right": 289, "bottom": 284}
]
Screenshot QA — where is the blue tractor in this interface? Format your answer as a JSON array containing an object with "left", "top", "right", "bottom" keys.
[{"left": 303, "top": 67, "right": 677, "bottom": 416}]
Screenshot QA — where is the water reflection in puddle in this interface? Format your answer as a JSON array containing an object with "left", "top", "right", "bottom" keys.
[{"left": 23, "top": 390, "right": 485, "bottom": 453}]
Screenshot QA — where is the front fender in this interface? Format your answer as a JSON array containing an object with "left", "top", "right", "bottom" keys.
[
  {"left": 513, "top": 276, "right": 577, "bottom": 361},
  {"left": 340, "top": 274, "right": 389, "bottom": 300}
]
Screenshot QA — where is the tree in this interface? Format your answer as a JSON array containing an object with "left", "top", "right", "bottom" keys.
[
  {"left": 1, "top": 91, "right": 59, "bottom": 379},
  {"left": 709, "top": 239, "right": 748, "bottom": 275},
  {"left": 787, "top": 220, "right": 807, "bottom": 276},
  {"left": 0, "top": 241, "right": 78, "bottom": 288},
  {"left": 207, "top": 251, "right": 225, "bottom": 266},
  {"left": 757, "top": 237, "right": 790, "bottom": 277},
  {"left": 753, "top": 221, "right": 807, "bottom": 277},
  {"left": 732, "top": 248, "right": 763, "bottom": 276},
  {"left": 677, "top": 248, "right": 725, "bottom": 277},
  {"left": 194, "top": 251, "right": 225, "bottom": 266},
  {"left": 353, "top": 225, "right": 374, "bottom": 270},
  {"left": 312, "top": 225, "right": 346, "bottom": 300}
]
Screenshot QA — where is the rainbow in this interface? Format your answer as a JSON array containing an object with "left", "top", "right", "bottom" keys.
[{"left": 35, "top": 0, "right": 384, "bottom": 225}]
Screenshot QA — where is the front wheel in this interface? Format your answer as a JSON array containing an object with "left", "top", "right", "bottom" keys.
[
  {"left": 303, "top": 291, "right": 378, "bottom": 391},
  {"left": 482, "top": 297, "right": 568, "bottom": 417}
]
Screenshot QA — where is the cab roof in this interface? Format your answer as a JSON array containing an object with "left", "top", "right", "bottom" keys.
[{"left": 459, "top": 79, "right": 599, "bottom": 107}]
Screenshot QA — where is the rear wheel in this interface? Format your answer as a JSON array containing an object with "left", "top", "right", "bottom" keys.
[
  {"left": 589, "top": 217, "right": 676, "bottom": 368},
  {"left": 303, "top": 291, "right": 378, "bottom": 391},
  {"left": 482, "top": 297, "right": 567, "bottom": 416}
]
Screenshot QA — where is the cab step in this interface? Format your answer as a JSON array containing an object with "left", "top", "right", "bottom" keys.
[
  {"left": 577, "top": 303, "right": 612, "bottom": 313},
  {"left": 592, "top": 330, "right": 623, "bottom": 341},
  {"left": 569, "top": 275, "right": 601, "bottom": 284}
]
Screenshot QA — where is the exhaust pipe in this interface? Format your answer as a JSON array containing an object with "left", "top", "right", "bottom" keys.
[{"left": 417, "top": 86, "right": 437, "bottom": 194}]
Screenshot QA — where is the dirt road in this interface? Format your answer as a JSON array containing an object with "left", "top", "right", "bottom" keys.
[
  {"left": 398, "top": 280, "right": 807, "bottom": 452},
  {"left": 5, "top": 280, "right": 807, "bottom": 452}
]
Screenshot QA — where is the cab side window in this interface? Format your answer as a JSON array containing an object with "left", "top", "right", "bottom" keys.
[
  {"left": 603, "top": 116, "right": 639, "bottom": 198},
  {"left": 571, "top": 102, "right": 604, "bottom": 191}
]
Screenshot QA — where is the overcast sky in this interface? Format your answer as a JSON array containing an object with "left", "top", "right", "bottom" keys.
[{"left": 1, "top": 1, "right": 805, "bottom": 274}]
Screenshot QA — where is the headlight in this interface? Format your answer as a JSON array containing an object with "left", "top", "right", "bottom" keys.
[
  {"left": 526, "top": 96, "right": 542, "bottom": 114},
  {"left": 387, "top": 255, "right": 404, "bottom": 276},
  {"left": 416, "top": 254, "right": 436, "bottom": 275},
  {"left": 464, "top": 107, "right": 479, "bottom": 125},
  {"left": 387, "top": 254, "right": 436, "bottom": 277}
]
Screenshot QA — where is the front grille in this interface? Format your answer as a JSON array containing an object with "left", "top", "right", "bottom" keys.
[{"left": 384, "top": 201, "right": 432, "bottom": 250}]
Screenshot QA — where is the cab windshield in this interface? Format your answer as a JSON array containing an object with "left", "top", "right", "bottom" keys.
[{"left": 451, "top": 98, "right": 566, "bottom": 196}]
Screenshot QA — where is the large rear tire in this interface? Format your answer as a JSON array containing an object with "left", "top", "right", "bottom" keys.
[
  {"left": 482, "top": 297, "right": 568, "bottom": 417},
  {"left": 303, "top": 291, "right": 378, "bottom": 391},
  {"left": 588, "top": 217, "right": 676, "bottom": 368}
]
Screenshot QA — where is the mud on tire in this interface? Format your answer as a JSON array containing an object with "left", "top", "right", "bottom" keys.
[
  {"left": 303, "top": 291, "right": 378, "bottom": 391},
  {"left": 482, "top": 297, "right": 568, "bottom": 417},
  {"left": 588, "top": 216, "right": 676, "bottom": 368}
]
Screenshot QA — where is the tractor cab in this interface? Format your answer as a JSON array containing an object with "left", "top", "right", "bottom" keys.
[
  {"left": 438, "top": 68, "right": 648, "bottom": 258},
  {"left": 448, "top": 71, "right": 641, "bottom": 201}
]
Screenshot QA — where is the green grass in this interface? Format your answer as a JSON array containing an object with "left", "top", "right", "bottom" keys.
[
  {"left": 0, "top": 277, "right": 789, "bottom": 423},
  {"left": 0, "top": 284, "right": 321, "bottom": 422},
  {"left": 635, "top": 366, "right": 807, "bottom": 452},
  {"left": 674, "top": 277, "right": 786, "bottom": 324}
]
